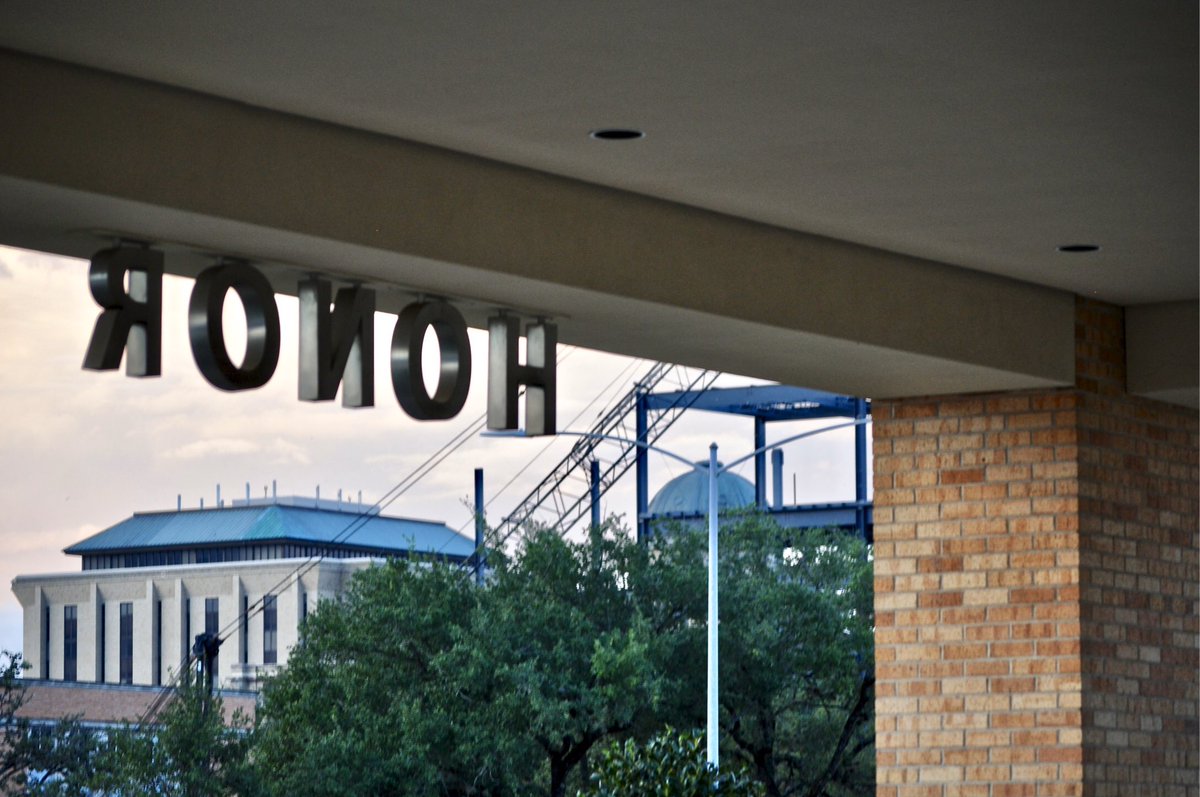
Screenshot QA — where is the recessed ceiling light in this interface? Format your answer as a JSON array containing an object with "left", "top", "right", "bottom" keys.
[
  {"left": 1057, "top": 244, "right": 1101, "bottom": 253},
  {"left": 589, "top": 128, "right": 645, "bottom": 141}
]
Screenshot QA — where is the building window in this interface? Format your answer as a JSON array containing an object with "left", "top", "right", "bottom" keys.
[
  {"left": 98, "top": 604, "right": 106, "bottom": 683},
  {"left": 119, "top": 602, "right": 133, "bottom": 684},
  {"left": 241, "top": 596, "right": 249, "bottom": 666},
  {"left": 63, "top": 606, "right": 77, "bottom": 682},
  {"left": 205, "top": 598, "right": 219, "bottom": 675},
  {"left": 42, "top": 605, "right": 50, "bottom": 680},
  {"left": 154, "top": 600, "right": 162, "bottom": 686},
  {"left": 204, "top": 598, "right": 219, "bottom": 635},
  {"left": 263, "top": 594, "right": 277, "bottom": 665}
]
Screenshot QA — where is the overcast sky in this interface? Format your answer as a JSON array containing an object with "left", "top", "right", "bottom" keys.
[{"left": 0, "top": 243, "right": 868, "bottom": 655}]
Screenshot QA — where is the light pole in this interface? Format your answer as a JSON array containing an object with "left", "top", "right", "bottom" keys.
[
  {"left": 706, "top": 442, "right": 719, "bottom": 765},
  {"left": 483, "top": 417, "right": 869, "bottom": 769}
]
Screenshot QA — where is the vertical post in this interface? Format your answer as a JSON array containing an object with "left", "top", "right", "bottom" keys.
[
  {"left": 754, "top": 416, "right": 767, "bottom": 509},
  {"left": 635, "top": 391, "right": 649, "bottom": 543},
  {"left": 474, "top": 468, "right": 485, "bottom": 585},
  {"left": 707, "top": 443, "right": 720, "bottom": 768},
  {"left": 854, "top": 398, "right": 868, "bottom": 539},
  {"left": 771, "top": 448, "right": 784, "bottom": 509},
  {"left": 193, "top": 633, "right": 221, "bottom": 702},
  {"left": 590, "top": 459, "right": 601, "bottom": 529},
  {"left": 205, "top": 643, "right": 215, "bottom": 700}
]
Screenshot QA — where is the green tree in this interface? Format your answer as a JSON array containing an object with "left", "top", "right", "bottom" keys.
[
  {"left": 0, "top": 651, "right": 31, "bottom": 790},
  {"left": 0, "top": 651, "right": 100, "bottom": 796},
  {"left": 256, "top": 526, "right": 663, "bottom": 797},
  {"left": 20, "top": 715, "right": 99, "bottom": 797},
  {"left": 712, "top": 519, "right": 875, "bottom": 797},
  {"left": 459, "top": 526, "right": 664, "bottom": 797},
  {"left": 86, "top": 677, "right": 259, "bottom": 797},
  {"left": 254, "top": 555, "right": 493, "bottom": 796},
  {"left": 581, "top": 727, "right": 764, "bottom": 797},
  {"left": 621, "top": 515, "right": 875, "bottom": 796},
  {"left": 254, "top": 515, "right": 874, "bottom": 797}
]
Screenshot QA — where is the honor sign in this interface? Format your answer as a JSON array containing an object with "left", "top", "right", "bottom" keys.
[{"left": 82, "top": 245, "right": 557, "bottom": 435}]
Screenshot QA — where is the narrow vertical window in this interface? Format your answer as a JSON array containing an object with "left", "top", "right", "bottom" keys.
[
  {"left": 262, "top": 594, "right": 278, "bottom": 665},
  {"left": 118, "top": 602, "right": 133, "bottom": 684},
  {"left": 204, "top": 597, "right": 219, "bottom": 635},
  {"left": 241, "top": 596, "right": 249, "bottom": 666},
  {"left": 154, "top": 600, "right": 162, "bottom": 686},
  {"left": 42, "top": 605, "right": 50, "bottom": 680},
  {"left": 205, "top": 598, "right": 219, "bottom": 675},
  {"left": 63, "top": 606, "right": 77, "bottom": 682},
  {"left": 98, "top": 604, "right": 106, "bottom": 683}
]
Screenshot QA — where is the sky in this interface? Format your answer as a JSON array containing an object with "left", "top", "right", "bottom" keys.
[{"left": 0, "top": 243, "right": 869, "bottom": 655}]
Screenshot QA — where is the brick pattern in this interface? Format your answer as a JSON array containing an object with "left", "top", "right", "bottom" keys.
[
  {"left": 872, "top": 297, "right": 1199, "bottom": 797},
  {"left": 874, "top": 390, "right": 1087, "bottom": 797},
  {"left": 1074, "top": 295, "right": 1200, "bottom": 796},
  {"left": 17, "top": 678, "right": 256, "bottom": 725}
]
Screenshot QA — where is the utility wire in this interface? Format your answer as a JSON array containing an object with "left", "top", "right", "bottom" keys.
[
  {"left": 138, "top": 345, "right": 579, "bottom": 725},
  {"left": 484, "top": 366, "right": 719, "bottom": 556},
  {"left": 453, "top": 355, "right": 645, "bottom": 535}
]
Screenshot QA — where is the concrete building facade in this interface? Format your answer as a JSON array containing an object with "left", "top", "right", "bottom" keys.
[
  {"left": 13, "top": 497, "right": 474, "bottom": 691},
  {"left": 15, "top": 558, "right": 363, "bottom": 691}
]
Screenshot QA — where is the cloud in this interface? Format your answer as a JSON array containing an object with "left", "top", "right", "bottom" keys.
[
  {"left": 0, "top": 260, "right": 11, "bottom": 279},
  {"left": 364, "top": 452, "right": 422, "bottom": 467},
  {"left": 161, "top": 438, "right": 261, "bottom": 460},
  {"left": 266, "top": 438, "right": 311, "bottom": 465}
]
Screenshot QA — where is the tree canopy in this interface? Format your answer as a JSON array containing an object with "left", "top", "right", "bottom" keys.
[
  {"left": 9, "top": 514, "right": 874, "bottom": 796},
  {"left": 86, "top": 678, "right": 258, "bottom": 797},
  {"left": 581, "top": 727, "right": 764, "bottom": 797},
  {"left": 255, "top": 516, "right": 874, "bottom": 797}
]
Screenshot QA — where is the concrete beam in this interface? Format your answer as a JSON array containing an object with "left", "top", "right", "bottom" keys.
[
  {"left": 1127, "top": 300, "right": 1200, "bottom": 409},
  {"left": 0, "top": 49, "right": 1076, "bottom": 398}
]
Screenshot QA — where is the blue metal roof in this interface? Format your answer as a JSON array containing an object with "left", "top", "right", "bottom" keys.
[
  {"left": 64, "top": 504, "right": 473, "bottom": 558},
  {"left": 647, "top": 468, "right": 756, "bottom": 516}
]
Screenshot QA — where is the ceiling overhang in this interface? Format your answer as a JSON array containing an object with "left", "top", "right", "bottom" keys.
[
  {"left": 0, "top": 1, "right": 1194, "bottom": 408},
  {"left": 0, "top": 48, "right": 1079, "bottom": 401}
]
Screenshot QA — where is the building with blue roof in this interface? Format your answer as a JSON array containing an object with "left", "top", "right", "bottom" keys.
[
  {"left": 67, "top": 495, "right": 473, "bottom": 570},
  {"left": 13, "top": 495, "right": 473, "bottom": 692}
]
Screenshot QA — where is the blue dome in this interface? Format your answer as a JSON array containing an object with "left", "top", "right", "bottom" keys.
[{"left": 647, "top": 464, "right": 755, "bottom": 516}]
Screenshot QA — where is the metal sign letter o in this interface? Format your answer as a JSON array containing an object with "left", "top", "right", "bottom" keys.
[
  {"left": 391, "top": 300, "right": 472, "bottom": 420},
  {"left": 188, "top": 262, "right": 281, "bottom": 391}
]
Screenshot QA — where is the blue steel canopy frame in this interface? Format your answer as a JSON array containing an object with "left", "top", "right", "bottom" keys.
[{"left": 638, "top": 385, "right": 872, "bottom": 541}]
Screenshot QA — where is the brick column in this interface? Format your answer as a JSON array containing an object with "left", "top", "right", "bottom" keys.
[{"left": 873, "top": 299, "right": 1198, "bottom": 797}]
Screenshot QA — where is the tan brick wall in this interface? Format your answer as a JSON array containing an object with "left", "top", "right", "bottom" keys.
[
  {"left": 1075, "top": 306, "right": 1198, "bottom": 797},
  {"left": 17, "top": 679, "right": 256, "bottom": 725},
  {"left": 874, "top": 390, "right": 1087, "bottom": 797},
  {"left": 872, "top": 298, "right": 1199, "bottom": 797}
]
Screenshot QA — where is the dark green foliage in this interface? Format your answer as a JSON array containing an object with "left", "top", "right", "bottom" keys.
[
  {"left": 0, "top": 651, "right": 100, "bottom": 796},
  {"left": 85, "top": 677, "right": 259, "bottom": 797},
  {"left": 256, "top": 516, "right": 873, "bottom": 796},
  {"left": 20, "top": 716, "right": 100, "bottom": 797},
  {"left": 25, "top": 514, "right": 873, "bottom": 796},
  {"left": 254, "top": 555, "right": 495, "bottom": 796},
  {"left": 0, "top": 650, "right": 31, "bottom": 790},
  {"left": 256, "top": 525, "right": 663, "bottom": 797},
  {"left": 711, "top": 518, "right": 875, "bottom": 797},
  {"left": 581, "top": 727, "right": 764, "bottom": 797}
]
